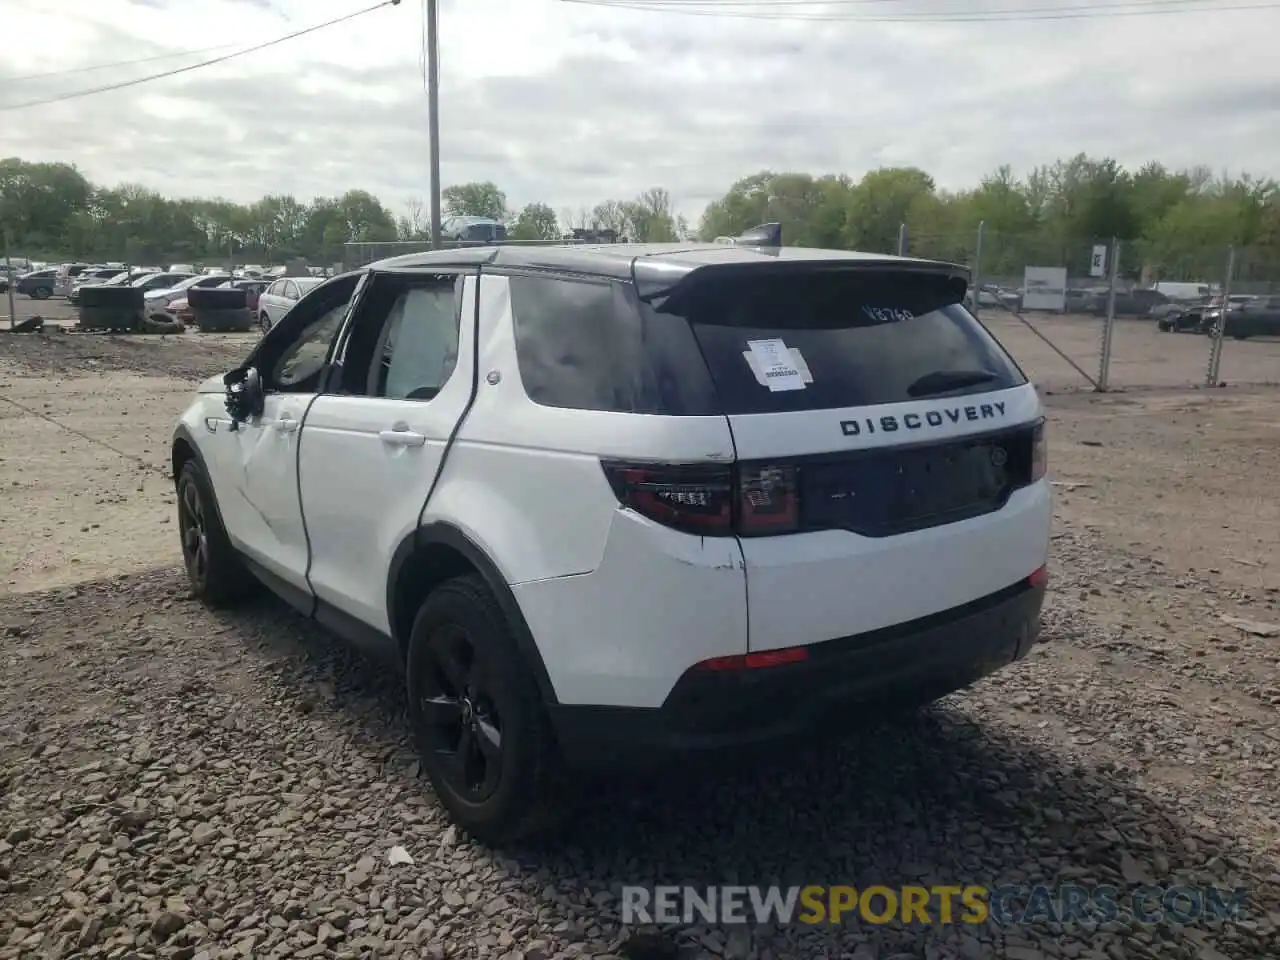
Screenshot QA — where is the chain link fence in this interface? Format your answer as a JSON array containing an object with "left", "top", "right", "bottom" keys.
[{"left": 901, "top": 225, "right": 1280, "bottom": 393}]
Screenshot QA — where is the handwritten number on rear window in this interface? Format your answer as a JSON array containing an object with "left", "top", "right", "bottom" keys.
[{"left": 863, "top": 306, "right": 914, "bottom": 324}]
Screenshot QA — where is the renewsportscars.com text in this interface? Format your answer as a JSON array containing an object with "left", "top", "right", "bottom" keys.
[{"left": 621, "top": 885, "right": 1249, "bottom": 927}]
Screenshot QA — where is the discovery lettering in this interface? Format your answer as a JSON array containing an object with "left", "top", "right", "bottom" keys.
[{"left": 841, "top": 401, "right": 1007, "bottom": 437}]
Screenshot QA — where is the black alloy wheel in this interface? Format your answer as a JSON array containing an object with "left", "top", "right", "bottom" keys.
[
  {"left": 177, "top": 474, "right": 209, "bottom": 590},
  {"left": 416, "top": 623, "right": 505, "bottom": 802}
]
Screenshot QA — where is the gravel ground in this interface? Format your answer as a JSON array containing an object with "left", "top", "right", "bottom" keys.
[{"left": 2, "top": 332, "right": 1280, "bottom": 960}]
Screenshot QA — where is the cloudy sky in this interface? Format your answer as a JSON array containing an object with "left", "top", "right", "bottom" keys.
[{"left": 2, "top": 0, "right": 1278, "bottom": 223}]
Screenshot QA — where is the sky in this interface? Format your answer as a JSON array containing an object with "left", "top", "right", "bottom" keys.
[{"left": 2, "top": 0, "right": 1278, "bottom": 225}]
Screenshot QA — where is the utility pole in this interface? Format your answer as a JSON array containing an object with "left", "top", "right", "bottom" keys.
[{"left": 426, "top": 0, "right": 442, "bottom": 250}]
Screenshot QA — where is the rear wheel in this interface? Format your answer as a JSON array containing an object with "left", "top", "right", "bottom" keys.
[
  {"left": 30, "top": 285, "right": 51, "bottom": 300},
  {"left": 176, "top": 459, "right": 257, "bottom": 607},
  {"left": 258, "top": 312, "right": 272, "bottom": 333},
  {"left": 406, "top": 575, "right": 566, "bottom": 845}
]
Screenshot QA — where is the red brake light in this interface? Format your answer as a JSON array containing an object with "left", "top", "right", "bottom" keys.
[
  {"left": 601, "top": 460, "right": 801, "bottom": 537},
  {"left": 696, "top": 645, "right": 809, "bottom": 671},
  {"left": 600, "top": 462, "right": 733, "bottom": 535},
  {"left": 1029, "top": 565, "right": 1049, "bottom": 589},
  {"left": 1031, "top": 421, "right": 1047, "bottom": 482}
]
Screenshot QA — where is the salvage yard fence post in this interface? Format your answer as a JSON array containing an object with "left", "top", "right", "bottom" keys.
[
  {"left": 1097, "top": 237, "right": 1120, "bottom": 391},
  {"left": 970, "top": 221, "right": 986, "bottom": 319},
  {"left": 1205, "top": 246, "right": 1235, "bottom": 386},
  {"left": 4, "top": 230, "right": 16, "bottom": 331}
]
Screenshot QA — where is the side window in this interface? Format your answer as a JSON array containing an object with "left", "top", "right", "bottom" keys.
[
  {"left": 508, "top": 274, "right": 719, "bottom": 415},
  {"left": 266, "top": 280, "right": 282, "bottom": 297},
  {"left": 271, "top": 301, "right": 351, "bottom": 392},
  {"left": 284, "top": 280, "right": 299, "bottom": 301},
  {"left": 371, "top": 283, "right": 461, "bottom": 400}
]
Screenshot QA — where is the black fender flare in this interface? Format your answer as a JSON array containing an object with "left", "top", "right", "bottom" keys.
[
  {"left": 387, "top": 522, "right": 560, "bottom": 706},
  {"left": 172, "top": 423, "right": 233, "bottom": 538}
]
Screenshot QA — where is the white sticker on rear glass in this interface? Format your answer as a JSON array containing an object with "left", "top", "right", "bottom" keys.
[
  {"left": 744, "top": 338, "right": 807, "bottom": 391},
  {"left": 742, "top": 347, "right": 814, "bottom": 388}
]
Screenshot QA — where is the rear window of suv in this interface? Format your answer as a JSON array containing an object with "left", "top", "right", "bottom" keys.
[
  {"left": 666, "top": 268, "right": 1026, "bottom": 414},
  {"left": 508, "top": 267, "right": 1025, "bottom": 416}
]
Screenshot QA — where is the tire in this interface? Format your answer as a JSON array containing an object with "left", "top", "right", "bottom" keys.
[
  {"left": 30, "top": 285, "right": 51, "bottom": 300},
  {"left": 175, "top": 459, "right": 257, "bottom": 607},
  {"left": 259, "top": 312, "right": 272, "bottom": 334},
  {"left": 405, "top": 574, "right": 566, "bottom": 845}
]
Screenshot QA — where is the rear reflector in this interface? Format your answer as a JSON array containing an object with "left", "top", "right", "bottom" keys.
[
  {"left": 695, "top": 646, "right": 809, "bottom": 672},
  {"left": 1028, "top": 565, "right": 1049, "bottom": 589}
]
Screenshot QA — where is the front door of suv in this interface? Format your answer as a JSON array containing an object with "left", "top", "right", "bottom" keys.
[
  {"left": 297, "top": 269, "right": 475, "bottom": 634},
  {"left": 208, "top": 277, "right": 358, "bottom": 594}
]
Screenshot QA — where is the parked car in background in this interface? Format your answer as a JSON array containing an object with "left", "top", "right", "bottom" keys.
[
  {"left": 1065, "top": 288, "right": 1103, "bottom": 313},
  {"left": 1202, "top": 296, "right": 1270, "bottom": 338},
  {"left": 1090, "top": 288, "right": 1170, "bottom": 317},
  {"left": 442, "top": 215, "right": 507, "bottom": 243},
  {"left": 53, "top": 263, "right": 97, "bottom": 297},
  {"left": 256, "top": 276, "right": 323, "bottom": 332},
  {"left": 68, "top": 268, "right": 129, "bottom": 303},
  {"left": 144, "top": 273, "right": 232, "bottom": 314},
  {"left": 1220, "top": 297, "right": 1280, "bottom": 339},
  {"left": 15, "top": 268, "right": 58, "bottom": 299},
  {"left": 1153, "top": 281, "right": 1212, "bottom": 301},
  {"left": 130, "top": 271, "right": 197, "bottom": 293},
  {"left": 1148, "top": 299, "right": 1193, "bottom": 320},
  {"left": 221, "top": 277, "right": 269, "bottom": 313}
]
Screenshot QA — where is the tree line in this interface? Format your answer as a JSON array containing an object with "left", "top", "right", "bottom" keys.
[{"left": 2, "top": 155, "right": 1277, "bottom": 282}]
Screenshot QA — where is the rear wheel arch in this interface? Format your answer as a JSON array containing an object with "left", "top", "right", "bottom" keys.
[{"left": 388, "top": 523, "right": 559, "bottom": 705}]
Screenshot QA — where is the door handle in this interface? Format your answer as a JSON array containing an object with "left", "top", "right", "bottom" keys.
[
  {"left": 274, "top": 415, "right": 299, "bottom": 434},
  {"left": 379, "top": 427, "right": 426, "bottom": 448}
]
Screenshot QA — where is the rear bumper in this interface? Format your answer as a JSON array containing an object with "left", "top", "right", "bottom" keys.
[{"left": 549, "top": 578, "right": 1046, "bottom": 773}]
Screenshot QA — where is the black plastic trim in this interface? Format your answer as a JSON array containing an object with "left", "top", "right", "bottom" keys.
[
  {"left": 314, "top": 599, "right": 400, "bottom": 667},
  {"left": 241, "top": 556, "right": 315, "bottom": 618},
  {"left": 387, "top": 523, "right": 560, "bottom": 706}
]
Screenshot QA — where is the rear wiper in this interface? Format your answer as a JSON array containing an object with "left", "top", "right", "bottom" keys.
[{"left": 906, "top": 369, "right": 999, "bottom": 398}]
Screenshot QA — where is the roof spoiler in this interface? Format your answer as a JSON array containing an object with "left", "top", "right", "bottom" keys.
[{"left": 727, "top": 222, "right": 782, "bottom": 249}]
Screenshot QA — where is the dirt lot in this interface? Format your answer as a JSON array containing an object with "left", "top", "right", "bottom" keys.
[{"left": 1, "top": 329, "right": 1279, "bottom": 960}]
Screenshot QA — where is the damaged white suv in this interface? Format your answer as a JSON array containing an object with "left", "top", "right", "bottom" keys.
[{"left": 171, "top": 225, "right": 1050, "bottom": 843}]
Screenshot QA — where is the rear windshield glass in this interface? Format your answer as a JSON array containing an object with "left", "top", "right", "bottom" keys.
[{"left": 657, "top": 269, "right": 1026, "bottom": 414}]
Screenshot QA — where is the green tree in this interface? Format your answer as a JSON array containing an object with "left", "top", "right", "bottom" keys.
[
  {"left": 442, "top": 181, "right": 507, "bottom": 221},
  {"left": 509, "top": 202, "right": 560, "bottom": 241}
]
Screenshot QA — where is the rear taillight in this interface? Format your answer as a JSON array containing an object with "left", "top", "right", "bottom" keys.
[
  {"left": 1031, "top": 421, "right": 1047, "bottom": 482},
  {"left": 601, "top": 461, "right": 802, "bottom": 537},
  {"left": 1028, "top": 565, "right": 1049, "bottom": 589},
  {"left": 738, "top": 465, "right": 799, "bottom": 535},
  {"left": 600, "top": 462, "right": 733, "bottom": 535}
]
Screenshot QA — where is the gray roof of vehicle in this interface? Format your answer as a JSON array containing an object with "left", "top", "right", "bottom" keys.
[{"left": 369, "top": 243, "right": 965, "bottom": 295}]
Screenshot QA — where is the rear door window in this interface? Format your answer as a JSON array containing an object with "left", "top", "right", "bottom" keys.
[
  {"left": 660, "top": 269, "right": 1026, "bottom": 414},
  {"left": 508, "top": 274, "right": 719, "bottom": 415}
]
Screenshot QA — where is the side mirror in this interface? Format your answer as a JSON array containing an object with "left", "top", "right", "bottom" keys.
[{"left": 223, "top": 366, "right": 264, "bottom": 429}]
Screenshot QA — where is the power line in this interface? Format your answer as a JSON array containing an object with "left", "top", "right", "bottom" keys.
[
  {"left": 560, "top": 0, "right": 1280, "bottom": 20},
  {"left": 6, "top": 46, "right": 242, "bottom": 83},
  {"left": 0, "top": 0, "right": 403, "bottom": 113}
]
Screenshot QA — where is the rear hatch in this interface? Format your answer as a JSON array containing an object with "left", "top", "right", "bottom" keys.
[{"left": 651, "top": 263, "right": 1049, "bottom": 652}]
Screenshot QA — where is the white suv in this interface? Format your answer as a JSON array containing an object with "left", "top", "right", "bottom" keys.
[{"left": 170, "top": 226, "right": 1051, "bottom": 843}]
